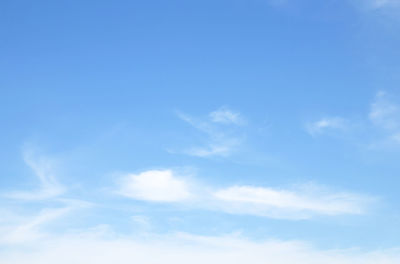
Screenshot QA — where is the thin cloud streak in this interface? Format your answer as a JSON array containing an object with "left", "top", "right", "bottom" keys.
[
  {"left": 5, "top": 149, "right": 65, "bottom": 200},
  {"left": 306, "top": 117, "right": 348, "bottom": 136},
  {"left": 213, "top": 185, "right": 371, "bottom": 219},
  {"left": 307, "top": 91, "right": 400, "bottom": 148},
  {"left": 209, "top": 107, "right": 244, "bottom": 125},
  {"left": 0, "top": 207, "right": 72, "bottom": 245}
]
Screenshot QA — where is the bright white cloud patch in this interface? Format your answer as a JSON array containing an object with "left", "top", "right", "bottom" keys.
[
  {"left": 117, "top": 170, "right": 191, "bottom": 202},
  {"left": 209, "top": 107, "right": 244, "bottom": 125},
  {"left": 116, "top": 169, "right": 372, "bottom": 219},
  {"left": 306, "top": 117, "right": 348, "bottom": 136}
]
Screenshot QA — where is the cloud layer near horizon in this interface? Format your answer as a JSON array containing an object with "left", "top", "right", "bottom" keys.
[{"left": 1, "top": 230, "right": 400, "bottom": 264}]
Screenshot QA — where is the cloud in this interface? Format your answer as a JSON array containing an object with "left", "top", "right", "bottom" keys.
[
  {"left": 176, "top": 109, "right": 244, "bottom": 157},
  {"left": 0, "top": 207, "right": 72, "bottom": 245},
  {"left": 307, "top": 92, "right": 400, "bottom": 148},
  {"left": 213, "top": 185, "right": 370, "bottom": 219},
  {"left": 5, "top": 149, "right": 65, "bottom": 200},
  {"left": 351, "top": 0, "right": 400, "bottom": 11},
  {"left": 0, "top": 197, "right": 93, "bottom": 246},
  {"left": 185, "top": 139, "right": 240, "bottom": 157},
  {"left": 209, "top": 107, "right": 244, "bottom": 125},
  {"left": 368, "top": 0, "right": 400, "bottom": 9},
  {"left": 369, "top": 91, "right": 400, "bottom": 131},
  {"left": 116, "top": 170, "right": 373, "bottom": 219},
  {"left": 116, "top": 170, "right": 192, "bottom": 202},
  {"left": 306, "top": 117, "right": 348, "bottom": 136},
  {"left": 366, "top": 91, "right": 400, "bottom": 147},
  {"left": 1, "top": 230, "right": 400, "bottom": 264}
]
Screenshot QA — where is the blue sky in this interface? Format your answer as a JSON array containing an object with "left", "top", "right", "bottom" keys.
[{"left": 1, "top": 0, "right": 400, "bottom": 263}]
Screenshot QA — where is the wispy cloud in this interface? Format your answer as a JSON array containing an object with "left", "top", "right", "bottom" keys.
[
  {"left": 115, "top": 169, "right": 374, "bottom": 219},
  {"left": 185, "top": 139, "right": 241, "bottom": 158},
  {"left": 351, "top": 0, "right": 400, "bottom": 11},
  {"left": 209, "top": 107, "right": 244, "bottom": 125},
  {"left": 5, "top": 148, "right": 65, "bottom": 200},
  {"left": 213, "top": 185, "right": 371, "bottom": 219},
  {"left": 368, "top": 0, "right": 400, "bottom": 9},
  {"left": 116, "top": 170, "right": 192, "bottom": 202},
  {"left": 0, "top": 198, "right": 92, "bottom": 246},
  {"left": 0, "top": 207, "right": 72, "bottom": 245},
  {"left": 367, "top": 91, "right": 400, "bottom": 147},
  {"left": 176, "top": 108, "right": 244, "bottom": 158},
  {"left": 369, "top": 91, "right": 400, "bottom": 131},
  {"left": 307, "top": 91, "right": 400, "bottom": 148},
  {"left": 306, "top": 117, "right": 348, "bottom": 136}
]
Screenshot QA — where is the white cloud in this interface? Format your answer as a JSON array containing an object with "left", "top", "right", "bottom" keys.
[
  {"left": 5, "top": 149, "right": 65, "bottom": 200},
  {"left": 213, "top": 185, "right": 370, "bottom": 219},
  {"left": 116, "top": 170, "right": 373, "bottom": 219},
  {"left": 117, "top": 170, "right": 191, "bottom": 202},
  {"left": 209, "top": 107, "right": 244, "bottom": 125},
  {"left": 1, "top": 231, "right": 400, "bottom": 264},
  {"left": 306, "top": 117, "right": 348, "bottom": 136}
]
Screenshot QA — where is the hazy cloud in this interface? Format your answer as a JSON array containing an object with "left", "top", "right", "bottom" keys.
[
  {"left": 1, "top": 231, "right": 400, "bottom": 264},
  {"left": 209, "top": 107, "right": 244, "bottom": 125}
]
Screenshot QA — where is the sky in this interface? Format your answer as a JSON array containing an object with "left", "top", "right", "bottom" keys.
[{"left": 1, "top": 0, "right": 400, "bottom": 263}]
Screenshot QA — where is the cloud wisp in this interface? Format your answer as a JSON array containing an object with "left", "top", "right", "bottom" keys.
[
  {"left": 176, "top": 108, "right": 245, "bottom": 158},
  {"left": 115, "top": 169, "right": 374, "bottom": 219},
  {"left": 306, "top": 117, "right": 349, "bottom": 136},
  {"left": 213, "top": 185, "right": 370, "bottom": 219},
  {"left": 367, "top": 0, "right": 400, "bottom": 9},
  {"left": 369, "top": 91, "right": 400, "bottom": 139},
  {"left": 5, "top": 149, "right": 65, "bottom": 200},
  {"left": 209, "top": 107, "right": 245, "bottom": 125},
  {"left": 0, "top": 207, "right": 72, "bottom": 245},
  {"left": 307, "top": 91, "right": 400, "bottom": 148}
]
